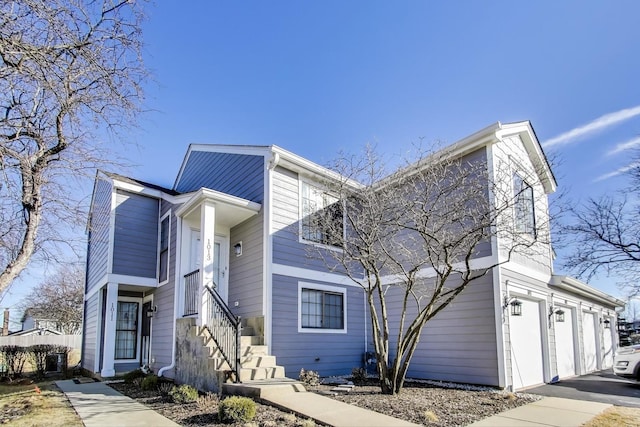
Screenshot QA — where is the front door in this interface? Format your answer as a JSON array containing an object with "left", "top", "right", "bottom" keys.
[{"left": 190, "top": 231, "right": 229, "bottom": 302}]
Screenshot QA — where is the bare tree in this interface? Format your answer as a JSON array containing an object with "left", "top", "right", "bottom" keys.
[
  {"left": 560, "top": 157, "right": 640, "bottom": 295},
  {"left": 0, "top": 0, "right": 147, "bottom": 294},
  {"left": 20, "top": 263, "right": 84, "bottom": 334},
  {"left": 308, "top": 144, "right": 551, "bottom": 394}
]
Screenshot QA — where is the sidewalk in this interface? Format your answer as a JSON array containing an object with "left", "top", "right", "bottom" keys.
[
  {"left": 56, "top": 379, "right": 179, "bottom": 427},
  {"left": 468, "top": 396, "right": 611, "bottom": 427}
]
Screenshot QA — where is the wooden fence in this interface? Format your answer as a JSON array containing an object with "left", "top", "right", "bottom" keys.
[{"left": 0, "top": 335, "right": 81, "bottom": 348}]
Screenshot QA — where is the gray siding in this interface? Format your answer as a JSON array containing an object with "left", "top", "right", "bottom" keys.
[
  {"left": 271, "top": 275, "right": 366, "bottom": 377},
  {"left": 112, "top": 190, "right": 159, "bottom": 278},
  {"left": 81, "top": 292, "right": 100, "bottom": 372},
  {"left": 149, "top": 200, "right": 177, "bottom": 377},
  {"left": 86, "top": 179, "right": 112, "bottom": 293},
  {"left": 386, "top": 271, "right": 500, "bottom": 386},
  {"left": 228, "top": 212, "right": 264, "bottom": 318},
  {"left": 175, "top": 152, "right": 264, "bottom": 203}
]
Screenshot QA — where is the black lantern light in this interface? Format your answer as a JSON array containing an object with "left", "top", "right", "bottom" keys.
[
  {"left": 554, "top": 309, "right": 565, "bottom": 322},
  {"left": 510, "top": 298, "right": 522, "bottom": 316}
]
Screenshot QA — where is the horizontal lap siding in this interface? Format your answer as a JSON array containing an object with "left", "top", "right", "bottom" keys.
[
  {"left": 175, "top": 152, "right": 264, "bottom": 203},
  {"left": 271, "top": 274, "right": 365, "bottom": 377},
  {"left": 112, "top": 191, "right": 159, "bottom": 278},
  {"left": 86, "top": 179, "right": 111, "bottom": 293},
  {"left": 149, "top": 200, "right": 177, "bottom": 376},
  {"left": 386, "top": 272, "right": 499, "bottom": 386},
  {"left": 82, "top": 292, "right": 99, "bottom": 371},
  {"left": 229, "top": 213, "right": 263, "bottom": 318}
]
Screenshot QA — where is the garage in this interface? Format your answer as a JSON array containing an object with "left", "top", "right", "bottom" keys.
[
  {"left": 509, "top": 298, "right": 545, "bottom": 389},
  {"left": 601, "top": 318, "right": 613, "bottom": 368},
  {"left": 582, "top": 311, "right": 598, "bottom": 372},
  {"left": 554, "top": 307, "right": 576, "bottom": 378}
]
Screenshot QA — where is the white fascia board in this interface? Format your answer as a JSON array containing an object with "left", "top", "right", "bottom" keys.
[
  {"left": 377, "top": 255, "right": 498, "bottom": 286},
  {"left": 549, "top": 275, "right": 625, "bottom": 308},
  {"left": 112, "top": 179, "right": 165, "bottom": 199},
  {"left": 175, "top": 187, "right": 261, "bottom": 218},
  {"left": 271, "top": 145, "right": 363, "bottom": 189}
]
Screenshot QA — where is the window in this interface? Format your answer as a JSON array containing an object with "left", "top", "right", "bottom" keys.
[
  {"left": 513, "top": 174, "right": 536, "bottom": 237},
  {"left": 301, "top": 181, "right": 344, "bottom": 247},
  {"left": 115, "top": 301, "right": 138, "bottom": 359},
  {"left": 159, "top": 214, "right": 170, "bottom": 282},
  {"left": 300, "top": 287, "right": 345, "bottom": 330}
]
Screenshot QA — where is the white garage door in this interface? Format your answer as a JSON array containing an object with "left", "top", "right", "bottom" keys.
[
  {"left": 554, "top": 309, "right": 576, "bottom": 378},
  {"left": 510, "top": 299, "right": 544, "bottom": 389},
  {"left": 601, "top": 319, "right": 613, "bottom": 368},
  {"left": 582, "top": 312, "right": 598, "bottom": 372}
]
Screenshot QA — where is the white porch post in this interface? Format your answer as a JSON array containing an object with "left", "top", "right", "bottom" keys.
[
  {"left": 101, "top": 282, "right": 118, "bottom": 377},
  {"left": 198, "top": 200, "right": 216, "bottom": 326}
]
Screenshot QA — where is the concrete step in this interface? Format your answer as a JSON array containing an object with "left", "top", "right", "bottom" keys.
[
  {"left": 222, "top": 379, "right": 305, "bottom": 399},
  {"left": 239, "top": 366, "right": 286, "bottom": 382},
  {"left": 240, "top": 355, "right": 277, "bottom": 368},
  {"left": 241, "top": 345, "right": 269, "bottom": 356},
  {"left": 241, "top": 326, "right": 255, "bottom": 336},
  {"left": 241, "top": 335, "right": 263, "bottom": 346}
]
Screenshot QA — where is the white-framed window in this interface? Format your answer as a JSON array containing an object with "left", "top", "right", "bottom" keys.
[
  {"left": 513, "top": 174, "right": 536, "bottom": 237},
  {"left": 158, "top": 211, "right": 171, "bottom": 284},
  {"left": 115, "top": 300, "right": 139, "bottom": 360},
  {"left": 300, "top": 181, "right": 344, "bottom": 248},
  {"left": 298, "top": 282, "right": 347, "bottom": 333}
]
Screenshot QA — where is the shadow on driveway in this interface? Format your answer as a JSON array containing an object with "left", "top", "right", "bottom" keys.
[{"left": 527, "top": 369, "right": 640, "bottom": 408}]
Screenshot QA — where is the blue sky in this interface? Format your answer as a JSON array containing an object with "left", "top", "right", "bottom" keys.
[{"left": 3, "top": 1, "right": 640, "bottom": 323}]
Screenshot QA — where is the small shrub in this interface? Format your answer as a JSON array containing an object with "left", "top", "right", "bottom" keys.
[
  {"left": 141, "top": 374, "right": 159, "bottom": 390},
  {"left": 218, "top": 396, "right": 256, "bottom": 423},
  {"left": 169, "top": 384, "right": 199, "bottom": 403},
  {"left": 196, "top": 392, "right": 218, "bottom": 411},
  {"left": 123, "top": 369, "right": 146, "bottom": 384},
  {"left": 133, "top": 377, "right": 144, "bottom": 388},
  {"left": 351, "top": 367, "right": 367, "bottom": 385},
  {"left": 503, "top": 392, "right": 516, "bottom": 401},
  {"left": 298, "top": 368, "right": 320, "bottom": 386},
  {"left": 296, "top": 418, "right": 316, "bottom": 427},
  {"left": 423, "top": 410, "right": 439, "bottom": 423},
  {"left": 158, "top": 381, "right": 174, "bottom": 397},
  {"left": 29, "top": 344, "right": 57, "bottom": 379},
  {"left": 0, "top": 345, "right": 28, "bottom": 379}
]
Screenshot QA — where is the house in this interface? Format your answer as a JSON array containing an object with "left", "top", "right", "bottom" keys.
[
  {"left": 18, "top": 309, "right": 63, "bottom": 335},
  {"left": 81, "top": 121, "right": 624, "bottom": 391}
]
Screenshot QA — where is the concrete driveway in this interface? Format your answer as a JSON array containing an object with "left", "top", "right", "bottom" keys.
[{"left": 527, "top": 369, "right": 640, "bottom": 408}]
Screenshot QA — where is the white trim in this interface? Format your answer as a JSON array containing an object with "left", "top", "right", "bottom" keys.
[
  {"left": 298, "top": 282, "right": 348, "bottom": 334},
  {"left": 175, "top": 187, "right": 261, "bottom": 219},
  {"left": 107, "top": 188, "right": 117, "bottom": 274},
  {"left": 501, "top": 261, "right": 552, "bottom": 283},
  {"left": 85, "top": 274, "right": 157, "bottom": 300},
  {"left": 272, "top": 263, "right": 360, "bottom": 287},
  {"left": 264, "top": 155, "right": 274, "bottom": 350},
  {"left": 158, "top": 210, "right": 172, "bottom": 285}
]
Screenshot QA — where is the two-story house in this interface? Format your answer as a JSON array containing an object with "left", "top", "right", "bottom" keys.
[{"left": 81, "top": 121, "right": 624, "bottom": 391}]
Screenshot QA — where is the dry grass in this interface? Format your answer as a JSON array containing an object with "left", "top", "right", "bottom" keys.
[
  {"left": 0, "top": 380, "right": 82, "bottom": 426},
  {"left": 582, "top": 406, "right": 640, "bottom": 427}
]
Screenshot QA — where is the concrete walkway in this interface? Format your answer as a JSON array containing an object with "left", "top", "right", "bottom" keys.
[
  {"left": 468, "top": 396, "right": 611, "bottom": 427},
  {"left": 56, "top": 379, "right": 179, "bottom": 427}
]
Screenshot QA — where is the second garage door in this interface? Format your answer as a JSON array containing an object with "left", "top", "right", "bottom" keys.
[{"left": 554, "top": 308, "right": 576, "bottom": 378}]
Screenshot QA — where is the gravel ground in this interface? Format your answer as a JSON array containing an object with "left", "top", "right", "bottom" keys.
[{"left": 110, "top": 378, "right": 540, "bottom": 427}]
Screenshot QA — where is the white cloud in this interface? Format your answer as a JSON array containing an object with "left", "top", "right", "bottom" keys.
[
  {"left": 593, "top": 161, "right": 640, "bottom": 182},
  {"left": 542, "top": 105, "right": 640, "bottom": 148},
  {"left": 606, "top": 135, "right": 640, "bottom": 156}
]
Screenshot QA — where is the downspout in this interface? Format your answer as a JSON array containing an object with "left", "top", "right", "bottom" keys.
[{"left": 159, "top": 213, "right": 182, "bottom": 377}]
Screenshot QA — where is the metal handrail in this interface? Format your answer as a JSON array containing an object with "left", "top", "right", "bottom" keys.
[
  {"left": 183, "top": 269, "right": 200, "bottom": 316},
  {"left": 203, "top": 284, "right": 242, "bottom": 383}
]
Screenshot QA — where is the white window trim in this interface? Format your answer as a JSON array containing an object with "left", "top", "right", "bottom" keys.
[
  {"left": 298, "top": 179, "right": 345, "bottom": 252},
  {"left": 158, "top": 210, "right": 172, "bottom": 285},
  {"left": 298, "top": 282, "right": 347, "bottom": 334},
  {"left": 114, "top": 296, "right": 142, "bottom": 363},
  {"left": 513, "top": 172, "right": 536, "bottom": 239}
]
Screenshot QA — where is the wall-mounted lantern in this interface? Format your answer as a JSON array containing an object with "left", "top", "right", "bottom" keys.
[
  {"left": 146, "top": 305, "right": 157, "bottom": 318},
  {"left": 554, "top": 309, "right": 565, "bottom": 323},
  {"left": 234, "top": 241, "right": 243, "bottom": 257},
  {"left": 603, "top": 318, "right": 611, "bottom": 329},
  {"left": 504, "top": 296, "right": 522, "bottom": 316}
]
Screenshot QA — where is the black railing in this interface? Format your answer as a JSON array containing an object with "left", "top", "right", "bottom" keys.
[
  {"left": 183, "top": 269, "right": 200, "bottom": 316},
  {"left": 204, "top": 284, "right": 242, "bottom": 383}
]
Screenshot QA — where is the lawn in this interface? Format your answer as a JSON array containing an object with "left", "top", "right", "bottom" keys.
[{"left": 0, "top": 378, "right": 82, "bottom": 426}]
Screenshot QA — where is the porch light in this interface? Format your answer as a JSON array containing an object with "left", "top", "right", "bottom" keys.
[
  {"left": 146, "top": 305, "right": 157, "bottom": 318},
  {"left": 554, "top": 309, "right": 565, "bottom": 323},
  {"left": 234, "top": 241, "right": 242, "bottom": 257},
  {"left": 603, "top": 319, "right": 611, "bottom": 329},
  {"left": 510, "top": 298, "right": 522, "bottom": 316}
]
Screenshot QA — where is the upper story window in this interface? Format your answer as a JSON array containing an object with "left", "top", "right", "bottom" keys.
[
  {"left": 300, "top": 181, "right": 344, "bottom": 248},
  {"left": 513, "top": 174, "right": 536, "bottom": 237},
  {"left": 159, "top": 213, "right": 170, "bottom": 283}
]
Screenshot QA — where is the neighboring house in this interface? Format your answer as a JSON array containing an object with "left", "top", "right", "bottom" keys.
[
  {"left": 81, "top": 121, "right": 624, "bottom": 391},
  {"left": 20, "top": 309, "right": 62, "bottom": 334}
]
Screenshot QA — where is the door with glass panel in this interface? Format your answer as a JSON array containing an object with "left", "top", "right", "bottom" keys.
[{"left": 115, "top": 301, "right": 139, "bottom": 360}]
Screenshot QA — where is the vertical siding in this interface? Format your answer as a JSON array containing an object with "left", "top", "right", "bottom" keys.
[
  {"left": 112, "top": 190, "right": 159, "bottom": 278},
  {"left": 228, "top": 212, "right": 264, "bottom": 318},
  {"left": 86, "top": 179, "right": 112, "bottom": 293},
  {"left": 149, "top": 200, "right": 177, "bottom": 376},
  {"left": 385, "top": 272, "right": 500, "bottom": 386},
  {"left": 271, "top": 275, "right": 366, "bottom": 377},
  {"left": 175, "top": 152, "right": 264, "bottom": 203},
  {"left": 81, "top": 292, "right": 100, "bottom": 371}
]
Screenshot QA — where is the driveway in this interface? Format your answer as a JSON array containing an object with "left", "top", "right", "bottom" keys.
[{"left": 527, "top": 369, "right": 640, "bottom": 408}]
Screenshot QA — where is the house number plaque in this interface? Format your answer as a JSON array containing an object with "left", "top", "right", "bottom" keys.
[{"left": 206, "top": 239, "right": 211, "bottom": 261}]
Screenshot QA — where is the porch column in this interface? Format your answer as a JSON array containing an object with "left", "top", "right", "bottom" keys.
[
  {"left": 101, "top": 282, "right": 118, "bottom": 377},
  {"left": 198, "top": 200, "right": 216, "bottom": 326}
]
